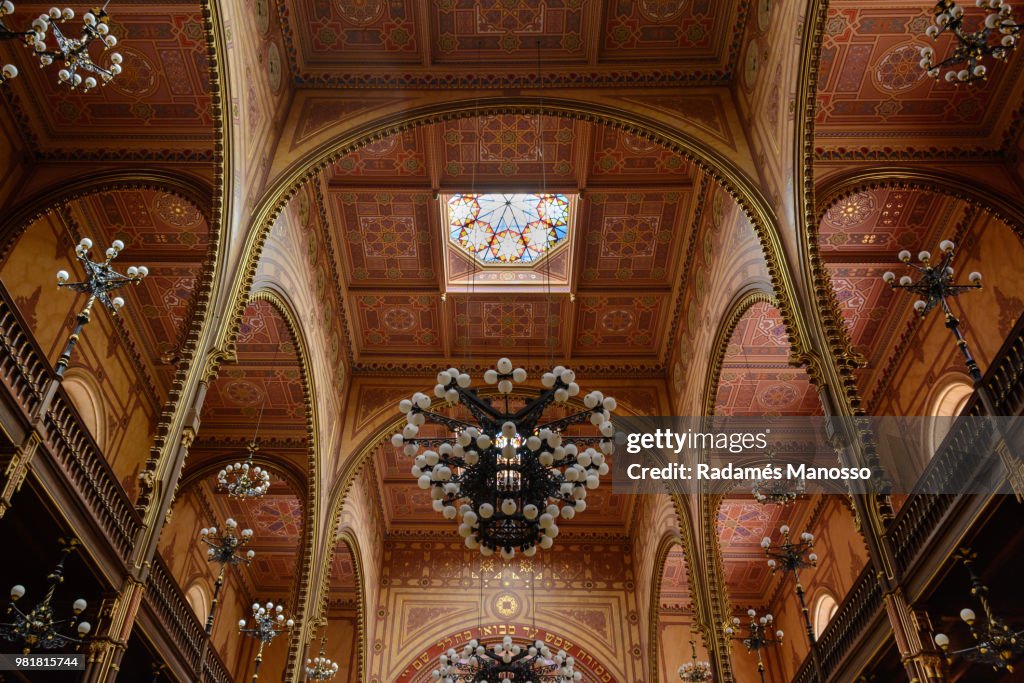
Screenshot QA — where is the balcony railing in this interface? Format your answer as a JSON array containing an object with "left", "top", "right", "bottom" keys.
[
  {"left": 146, "top": 554, "right": 205, "bottom": 673},
  {"left": 0, "top": 286, "right": 142, "bottom": 561}
]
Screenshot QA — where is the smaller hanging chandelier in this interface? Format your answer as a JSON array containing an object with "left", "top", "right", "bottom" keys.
[
  {"left": 0, "top": 2, "right": 123, "bottom": 90},
  {"left": 0, "top": 538, "right": 92, "bottom": 654},
  {"left": 434, "top": 635, "right": 581, "bottom": 682},
  {"left": 725, "top": 610, "right": 783, "bottom": 683},
  {"left": 392, "top": 358, "right": 615, "bottom": 558},
  {"left": 238, "top": 601, "right": 295, "bottom": 683},
  {"left": 55, "top": 236, "right": 148, "bottom": 378},
  {"left": 218, "top": 440, "right": 271, "bottom": 499},
  {"left": 198, "top": 518, "right": 255, "bottom": 635},
  {"left": 304, "top": 630, "right": 340, "bottom": 681},
  {"left": 677, "top": 638, "right": 711, "bottom": 681},
  {"left": 919, "top": 0, "right": 1022, "bottom": 84},
  {"left": 934, "top": 549, "right": 1024, "bottom": 673},
  {"left": 751, "top": 451, "right": 805, "bottom": 506}
]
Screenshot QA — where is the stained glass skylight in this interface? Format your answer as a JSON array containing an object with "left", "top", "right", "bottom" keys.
[{"left": 447, "top": 193, "right": 570, "bottom": 264}]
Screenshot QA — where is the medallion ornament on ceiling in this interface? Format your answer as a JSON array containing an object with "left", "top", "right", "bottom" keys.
[
  {"left": 392, "top": 358, "right": 615, "bottom": 558},
  {"left": 434, "top": 634, "right": 581, "bottom": 683},
  {"left": 919, "top": 0, "right": 1022, "bottom": 84},
  {"left": 0, "top": 3, "right": 124, "bottom": 90}
]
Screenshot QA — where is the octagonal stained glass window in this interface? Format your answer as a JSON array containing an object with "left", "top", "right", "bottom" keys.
[{"left": 447, "top": 193, "right": 570, "bottom": 264}]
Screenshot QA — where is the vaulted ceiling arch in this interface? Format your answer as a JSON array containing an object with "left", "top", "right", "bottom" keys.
[{"left": 218, "top": 99, "right": 815, "bottom": 380}]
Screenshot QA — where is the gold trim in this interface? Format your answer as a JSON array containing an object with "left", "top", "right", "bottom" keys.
[{"left": 248, "top": 288, "right": 321, "bottom": 680}]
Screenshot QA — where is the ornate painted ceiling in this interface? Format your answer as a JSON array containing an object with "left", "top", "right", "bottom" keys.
[
  {"left": 320, "top": 115, "right": 701, "bottom": 373},
  {"left": 816, "top": 1, "right": 1024, "bottom": 159},
  {"left": 715, "top": 302, "right": 821, "bottom": 417},
  {"left": 279, "top": 0, "right": 749, "bottom": 88},
  {"left": 0, "top": 2, "right": 215, "bottom": 163}
]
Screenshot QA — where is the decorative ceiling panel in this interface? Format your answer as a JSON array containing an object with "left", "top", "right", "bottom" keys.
[
  {"left": 573, "top": 292, "right": 669, "bottom": 356},
  {"left": 326, "top": 130, "right": 430, "bottom": 182},
  {"left": 577, "top": 191, "right": 692, "bottom": 287},
  {"left": 450, "top": 294, "right": 566, "bottom": 353},
  {"left": 280, "top": 0, "right": 749, "bottom": 87},
  {"left": 826, "top": 264, "right": 898, "bottom": 354},
  {"left": 329, "top": 544, "right": 356, "bottom": 590},
  {"left": 714, "top": 303, "right": 821, "bottom": 417},
  {"left": 588, "top": 128, "right": 695, "bottom": 183},
  {"left": 328, "top": 190, "right": 439, "bottom": 286},
  {"left": 660, "top": 545, "right": 690, "bottom": 605},
  {"left": 287, "top": 0, "right": 423, "bottom": 67},
  {"left": 351, "top": 292, "right": 444, "bottom": 355},
  {"left": 816, "top": 4, "right": 1024, "bottom": 149},
  {"left": 439, "top": 115, "right": 578, "bottom": 184},
  {"left": 431, "top": 0, "right": 586, "bottom": 64},
  {"left": 818, "top": 189, "right": 955, "bottom": 253},
  {"left": 0, "top": 3, "right": 215, "bottom": 156},
  {"left": 201, "top": 300, "right": 308, "bottom": 438},
  {"left": 600, "top": 0, "right": 723, "bottom": 60}
]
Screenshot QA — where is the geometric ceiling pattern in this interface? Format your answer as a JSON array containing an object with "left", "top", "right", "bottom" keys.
[
  {"left": 816, "top": 2, "right": 1024, "bottom": 157},
  {"left": 323, "top": 116, "right": 702, "bottom": 372},
  {"left": 0, "top": 2, "right": 215, "bottom": 161},
  {"left": 659, "top": 545, "right": 691, "bottom": 610},
  {"left": 200, "top": 299, "right": 309, "bottom": 443},
  {"left": 281, "top": 0, "right": 748, "bottom": 88},
  {"left": 714, "top": 302, "right": 822, "bottom": 417}
]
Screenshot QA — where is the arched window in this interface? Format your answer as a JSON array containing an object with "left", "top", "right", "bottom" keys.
[
  {"left": 61, "top": 372, "right": 106, "bottom": 451},
  {"left": 813, "top": 592, "right": 839, "bottom": 639},
  {"left": 185, "top": 583, "right": 210, "bottom": 624},
  {"left": 927, "top": 379, "right": 974, "bottom": 458}
]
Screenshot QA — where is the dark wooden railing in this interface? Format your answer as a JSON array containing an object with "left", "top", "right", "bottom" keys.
[
  {"left": 791, "top": 566, "right": 884, "bottom": 683},
  {"left": 0, "top": 286, "right": 142, "bottom": 561},
  {"left": 147, "top": 554, "right": 205, "bottom": 673}
]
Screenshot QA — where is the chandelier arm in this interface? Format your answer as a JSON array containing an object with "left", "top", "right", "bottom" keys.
[
  {"left": 534, "top": 410, "right": 596, "bottom": 433},
  {"left": 415, "top": 408, "right": 478, "bottom": 432},
  {"left": 457, "top": 387, "right": 512, "bottom": 424}
]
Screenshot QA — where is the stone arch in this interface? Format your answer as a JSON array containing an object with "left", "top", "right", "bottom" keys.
[{"left": 217, "top": 99, "right": 813, "bottom": 387}]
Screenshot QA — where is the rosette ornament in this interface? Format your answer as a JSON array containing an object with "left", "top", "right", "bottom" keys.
[
  {"left": 433, "top": 635, "right": 582, "bottom": 683},
  {"left": 392, "top": 358, "right": 616, "bottom": 558}
]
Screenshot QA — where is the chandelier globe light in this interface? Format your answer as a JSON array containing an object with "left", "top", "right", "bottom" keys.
[
  {"left": 919, "top": 0, "right": 1022, "bottom": 84},
  {"left": 434, "top": 635, "right": 582, "bottom": 682},
  {"left": 392, "top": 358, "right": 616, "bottom": 558},
  {"left": 218, "top": 440, "right": 272, "bottom": 499},
  {"left": 0, "top": 2, "right": 123, "bottom": 89}
]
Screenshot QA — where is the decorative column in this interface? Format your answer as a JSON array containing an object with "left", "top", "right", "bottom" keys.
[{"left": 80, "top": 577, "right": 145, "bottom": 683}]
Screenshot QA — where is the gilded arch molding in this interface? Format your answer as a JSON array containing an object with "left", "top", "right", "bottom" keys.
[
  {"left": 217, "top": 98, "right": 813, "bottom": 381},
  {"left": 246, "top": 287, "right": 322, "bottom": 681}
]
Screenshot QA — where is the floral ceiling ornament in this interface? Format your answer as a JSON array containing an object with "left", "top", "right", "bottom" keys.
[
  {"left": 392, "top": 358, "right": 615, "bottom": 558},
  {"left": 434, "top": 635, "right": 581, "bottom": 683},
  {"left": 919, "top": 0, "right": 1022, "bottom": 84}
]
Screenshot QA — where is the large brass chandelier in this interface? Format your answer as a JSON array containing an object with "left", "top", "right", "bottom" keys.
[
  {"left": 0, "top": 2, "right": 123, "bottom": 89},
  {"left": 919, "top": 0, "right": 1022, "bottom": 84},
  {"left": 392, "top": 358, "right": 615, "bottom": 558},
  {"left": 434, "top": 635, "right": 581, "bottom": 683}
]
